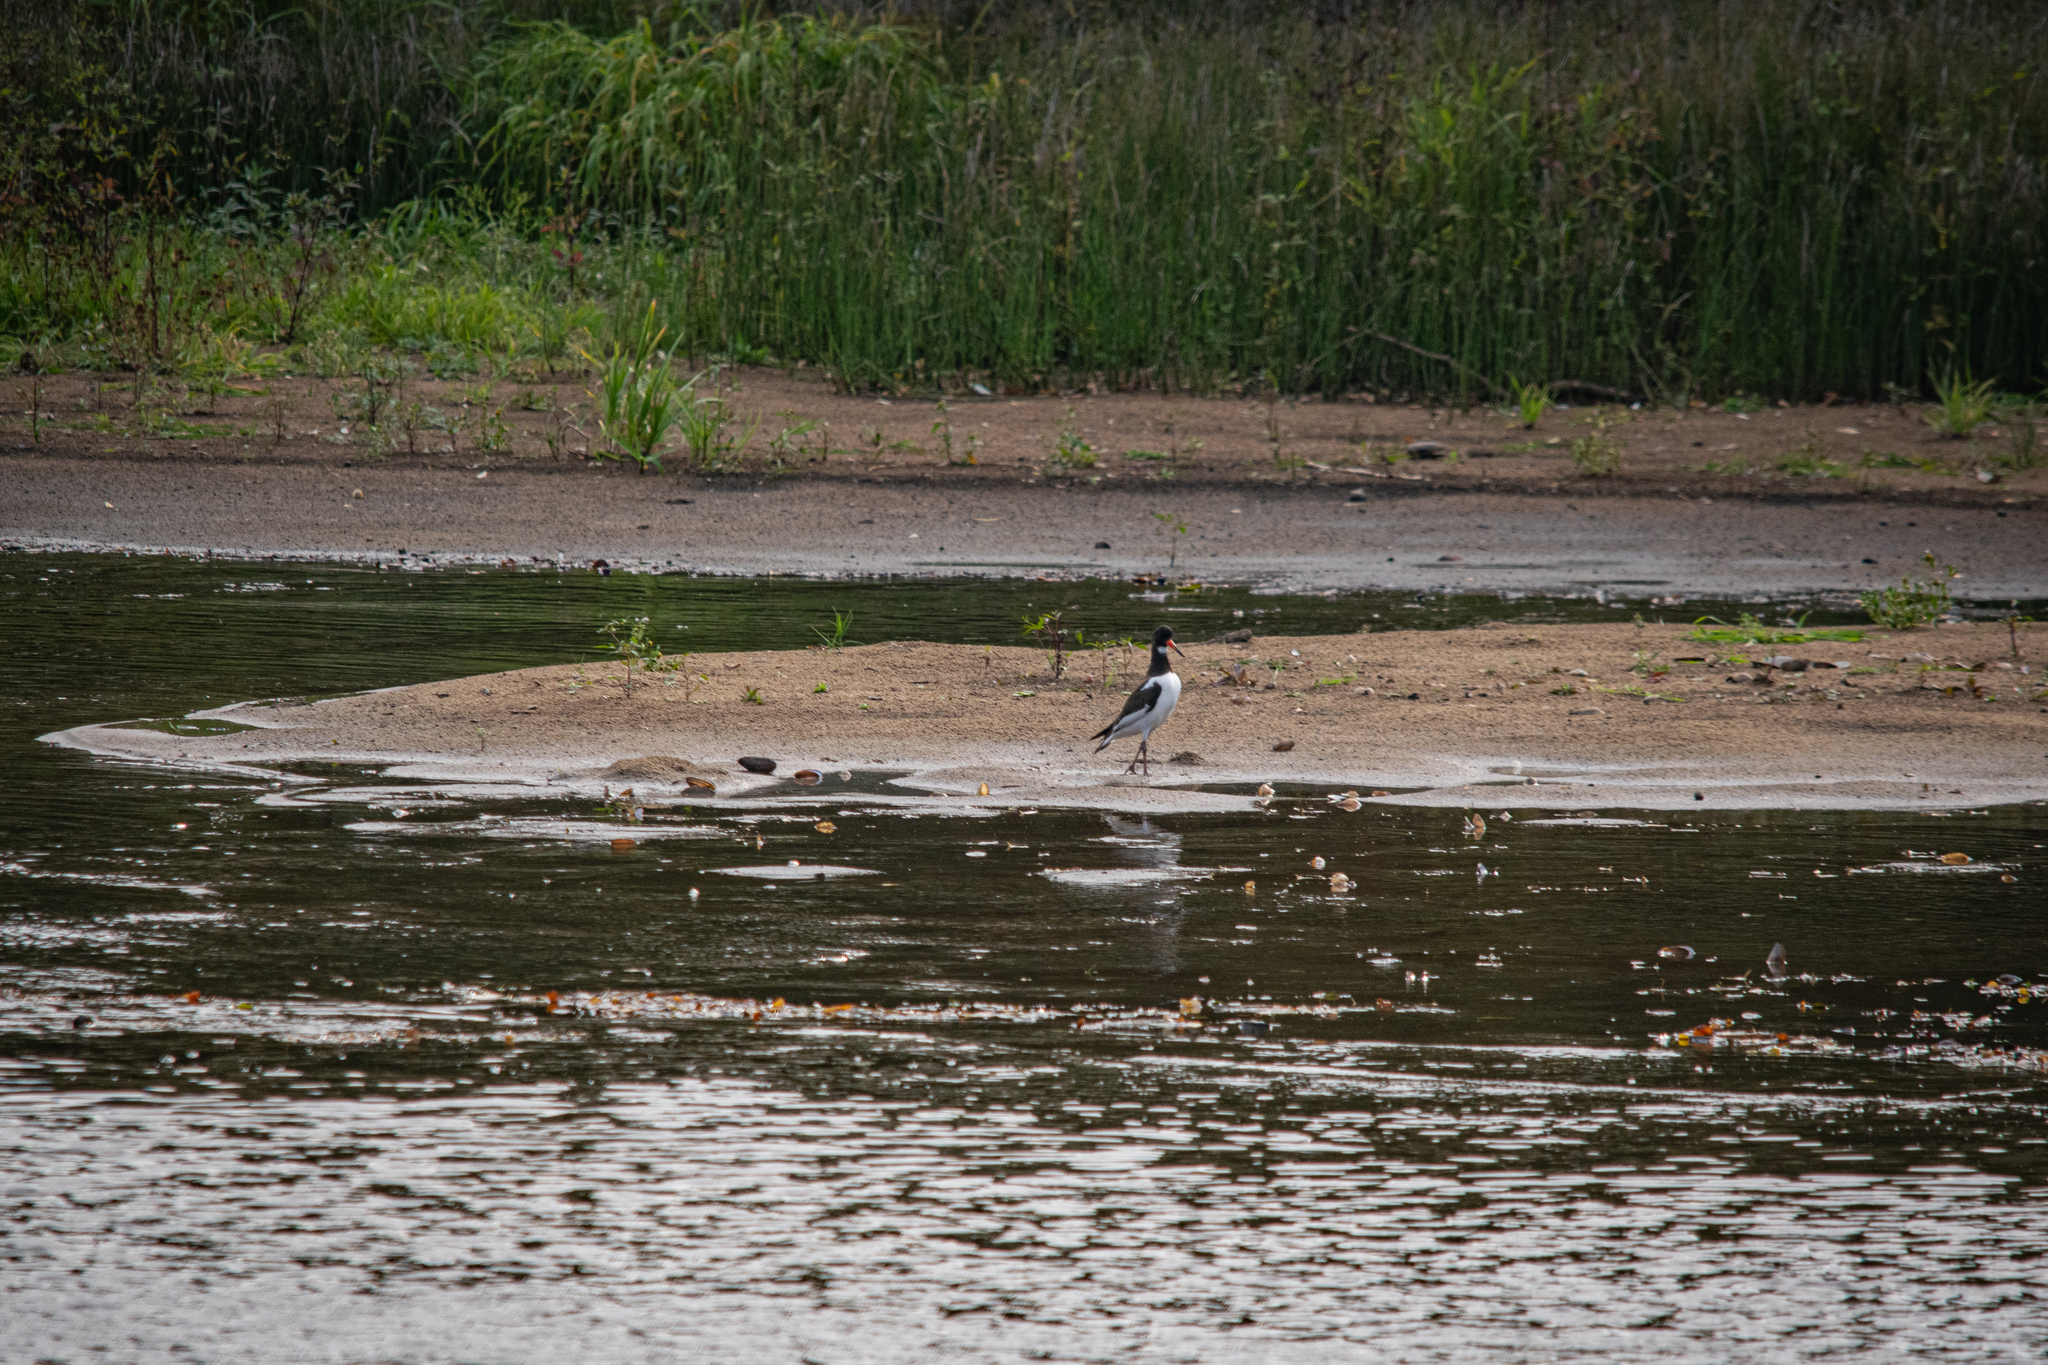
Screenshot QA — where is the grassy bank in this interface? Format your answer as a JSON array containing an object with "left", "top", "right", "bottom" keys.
[{"left": 3, "top": 1, "right": 2043, "bottom": 402}]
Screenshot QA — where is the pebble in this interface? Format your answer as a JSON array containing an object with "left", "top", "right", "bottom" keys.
[
  {"left": 1406, "top": 440, "right": 1451, "bottom": 458},
  {"left": 1568, "top": 706, "right": 1605, "bottom": 716},
  {"left": 737, "top": 756, "right": 777, "bottom": 774}
]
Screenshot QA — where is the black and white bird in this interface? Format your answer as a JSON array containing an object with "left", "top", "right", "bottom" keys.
[{"left": 1090, "top": 625, "right": 1185, "bottom": 775}]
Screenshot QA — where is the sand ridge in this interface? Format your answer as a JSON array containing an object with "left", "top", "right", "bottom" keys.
[{"left": 48, "top": 621, "right": 2048, "bottom": 812}]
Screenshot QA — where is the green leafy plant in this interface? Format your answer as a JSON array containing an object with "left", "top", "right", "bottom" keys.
[
  {"left": 587, "top": 343, "right": 684, "bottom": 473},
  {"left": 1508, "top": 375, "right": 1553, "bottom": 428},
  {"left": 812, "top": 609, "right": 855, "bottom": 649},
  {"left": 1775, "top": 436, "right": 1841, "bottom": 477},
  {"left": 741, "top": 685, "right": 765, "bottom": 705},
  {"left": 600, "top": 616, "right": 683, "bottom": 695},
  {"left": 1721, "top": 393, "right": 1764, "bottom": 414},
  {"left": 1924, "top": 367, "right": 1998, "bottom": 439},
  {"left": 1569, "top": 423, "right": 1622, "bottom": 477},
  {"left": 1687, "top": 613, "right": 1863, "bottom": 645},
  {"left": 1861, "top": 552, "right": 1961, "bottom": 630},
  {"left": 1151, "top": 510, "right": 1190, "bottom": 570},
  {"left": 1021, "top": 611, "right": 1070, "bottom": 679},
  {"left": 1054, "top": 406, "right": 1096, "bottom": 468},
  {"left": 931, "top": 399, "right": 978, "bottom": 465},
  {"left": 813, "top": 681, "right": 829, "bottom": 693}
]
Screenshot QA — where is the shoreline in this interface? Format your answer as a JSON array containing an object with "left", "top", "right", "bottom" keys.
[
  {"left": 5, "top": 460, "right": 2045, "bottom": 597},
  {"left": 47, "top": 623, "right": 2048, "bottom": 813}
]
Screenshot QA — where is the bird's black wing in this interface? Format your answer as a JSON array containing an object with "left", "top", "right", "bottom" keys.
[{"left": 1091, "top": 678, "right": 1162, "bottom": 740}]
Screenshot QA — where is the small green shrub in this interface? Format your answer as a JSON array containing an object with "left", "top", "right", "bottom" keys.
[
  {"left": 1508, "top": 375, "right": 1553, "bottom": 428},
  {"left": 1924, "top": 368, "right": 1997, "bottom": 439},
  {"left": 1861, "top": 552, "right": 1961, "bottom": 630},
  {"left": 1570, "top": 428, "right": 1622, "bottom": 477},
  {"left": 588, "top": 345, "right": 684, "bottom": 473}
]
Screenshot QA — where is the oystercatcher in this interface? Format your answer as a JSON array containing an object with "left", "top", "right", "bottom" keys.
[{"left": 1090, "top": 625, "right": 1185, "bottom": 775}]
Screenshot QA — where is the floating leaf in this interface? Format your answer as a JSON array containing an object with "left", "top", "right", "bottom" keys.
[
  {"left": 181, "top": 990, "right": 201, "bottom": 1004},
  {"left": 794, "top": 769, "right": 822, "bottom": 786},
  {"left": 1311, "top": 856, "right": 1326, "bottom": 870},
  {"left": 815, "top": 821, "right": 837, "bottom": 834},
  {"left": 1941, "top": 852, "right": 1972, "bottom": 865},
  {"left": 686, "top": 777, "right": 716, "bottom": 790},
  {"left": 610, "top": 837, "right": 637, "bottom": 850},
  {"left": 977, "top": 782, "right": 990, "bottom": 796},
  {"left": 1243, "top": 880, "right": 1256, "bottom": 894}
]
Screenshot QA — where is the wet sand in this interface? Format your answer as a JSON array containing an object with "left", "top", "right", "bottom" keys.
[
  {"left": 5, "top": 454, "right": 2045, "bottom": 598},
  {"left": 51, "top": 622, "right": 2048, "bottom": 812}
]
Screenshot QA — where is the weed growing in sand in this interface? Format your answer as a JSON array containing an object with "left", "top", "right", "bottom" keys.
[
  {"left": 1509, "top": 376, "right": 1553, "bottom": 428},
  {"left": 588, "top": 343, "right": 683, "bottom": 473},
  {"left": 1054, "top": 407, "right": 1097, "bottom": 469},
  {"left": 1688, "top": 613, "right": 1863, "bottom": 645},
  {"left": 813, "top": 682, "right": 829, "bottom": 693},
  {"left": 1924, "top": 368, "right": 1998, "bottom": 439},
  {"left": 1151, "top": 511, "right": 1190, "bottom": 571},
  {"left": 1861, "top": 553, "right": 1961, "bottom": 630},
  {"left": 1022, "top": 612, "right": 1071, "bottom": 680},
  {"left": 741, "top": 686, "right": 765, "bottom": 705},
  {"left": 600, "top": 616, "right": 682, "bottom": 695},
  {"left": 1775, "top": 437, "right": 1842, "bottom": 478},
  {"left": 1569, "top": 420, "right": 1622, "bottom": 477},
  {"left": 931, "top": 399, "right": 978, "bottom": 466},
  {"left": 812, "top": 609, "right": 855, "bottom": 650}
]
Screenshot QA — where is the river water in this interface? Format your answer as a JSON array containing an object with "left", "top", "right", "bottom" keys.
[{"left": 3, "top": 553, "right": 2044, "bottom": 1362}]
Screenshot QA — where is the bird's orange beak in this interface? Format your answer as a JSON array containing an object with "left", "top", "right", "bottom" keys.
[{"left": 1168, "top": 638, "right": 1185, "bottom": 657}]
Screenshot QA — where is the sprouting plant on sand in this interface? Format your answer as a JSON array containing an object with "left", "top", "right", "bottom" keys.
[
  {"left": 1152, "top": 511, "right": 1190, "bottom": 571},
  {"left": 1861, "top": 553, "right": 1961, "bottom": 629},
  {"left": 600, "top": 616, "right": 683, "bottom": 694},
  {"left": 587, "top": 342, "right": 684, "bottom": 473},
  {"left": 1022, "top": 611, "right": 1070, "bottom": 679},
  {"left": 1054, "top": 406, "right": 1096, "bottom": 468},
  {"left": 812, "top": 609, "right": 855, "bottom": 650},
  {"left": 1570, "top": 418, "right": 1622, "bottom": 477},
  {"left": 1924, "top": 367, "right": 1998, "bottom": 439},
  {"left": 932, "top": 398, "right": 979, "bottom": 465},
  {"left": 741, "top": 686, "right": 765, "bottom": 705},
  {"left": 1508, "top": 375, "right": 1553, "bottom": 428}
]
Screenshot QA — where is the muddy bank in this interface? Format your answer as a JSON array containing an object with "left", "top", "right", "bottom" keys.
[
  {"left": 49, "top": 622, "right": 2048, "bottom": 812},
  {"left": 5, "top": 456, "right": 2045, "bottom": 598}
]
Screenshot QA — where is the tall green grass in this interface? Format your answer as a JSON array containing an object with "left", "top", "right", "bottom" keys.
[{"left": 5, "top": 1, "right": 2044, "bottom": 399}]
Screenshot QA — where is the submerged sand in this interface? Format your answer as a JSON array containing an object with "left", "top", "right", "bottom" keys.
[{"left": 49, "top": 621, "right": 2047, "bottom": 812}]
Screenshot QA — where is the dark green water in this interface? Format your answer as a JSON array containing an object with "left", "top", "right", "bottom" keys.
[{"left": 2, "top": 552, "right": 2044, "bottom": 1364}]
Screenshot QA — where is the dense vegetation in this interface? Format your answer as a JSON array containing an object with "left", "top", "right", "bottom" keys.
[{"left": 3, "top": 0, "right": 2042, "bottom": 400}]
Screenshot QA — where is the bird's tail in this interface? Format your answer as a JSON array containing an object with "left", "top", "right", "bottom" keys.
[{"left": 1090, "top": 724, "right": 1114, "bottom": 751}]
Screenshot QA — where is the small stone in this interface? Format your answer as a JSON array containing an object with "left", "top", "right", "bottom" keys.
[
  {"left": 1272, "top": 740, "right": 1296, "bottom": 752},
  {"left": 1726, "top": 671, "right": 1756, "bottom": 683},
  {"left": 1166, "top": 751, "right": 1204, "bottom": 765},
  {"left": 1568, "top": 706, "right": 1605, "bottom": 716},
  {"left": 1346, "top": 489, "right": 1369, "bottom": 502},
  {"left": 1094, "top": 541, "right": 1111, "bottom": 549},
  {"left": 1353, "top": 686, "right": 1375, "bottom": 696},
  {"left": 1406, "top": 440, "right": 1451, "bottom": 459},
  {"left": 737, "top": 756, "right": 777, "bottom": 774},
  {"left": 1438, "top": 554, "right": 1463, "bottom": 562}
]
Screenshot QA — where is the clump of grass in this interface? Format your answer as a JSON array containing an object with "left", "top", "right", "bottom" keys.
[
  {"left": 1924, "top": 368, "right": 1998, "bottom": 439},
  {"left": 1861, "top": 553, "right": 1962, "bottom": 630},
  {"left": 1053, "top": 406, "right": 1097, "bottom": 469},
  {"left": 812, "top": 609, "right": 855, "bottom": 650},
  {"left": 1775, "top": 437, "right": 1842, "bottom": 478},
  {"left": 587, "top": 344, "right": 684, "bottom": 474},
  {"left": 1570, "top": 425, "right": 1622, "bottom": 478},
  {"left": 1688, "top": 614, "right": 1863, "bottom": 645},
  {"left": 600, "top": 616, "right": 683, "bottom": 696},
  {"left": 1509, "top": 376, "right": 1553, "bottom": 428}
]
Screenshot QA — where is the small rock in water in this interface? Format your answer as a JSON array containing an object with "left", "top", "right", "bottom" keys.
[
  {"left": 1311, "top": 856, "right": 1326, "bottom": 870},
  {"left": 1238, "top": 1021, "right": 1271, "bottom": 1037},
  {"left": 1658, "top": 945, "right": 1696, "bottom": 960},
  {"left": 738, "top": 756, "right": 777, "bottom": 774},
  {"left": 1095, "top": 541, "right": 1112, "bottom": 549},
  {"left": 1406, "top": 440, "right": 1451, "bottom": 459},
  {"left": 1940, "top": 852, "right": 1972, "bottom": 865}
]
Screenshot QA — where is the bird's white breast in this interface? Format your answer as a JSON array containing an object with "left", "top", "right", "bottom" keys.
[{"left": 1146, "top": 671, "right": 1182, "bottom": 724}]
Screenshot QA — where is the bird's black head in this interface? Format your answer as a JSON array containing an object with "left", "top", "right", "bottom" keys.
[{"left": 1151, "top": 625, "right": 1184, "bottom": 656}]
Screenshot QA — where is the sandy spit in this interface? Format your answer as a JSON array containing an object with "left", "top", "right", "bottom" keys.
[{"left": 47, "top": 622, "right": 2048, "bottom": 813}]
